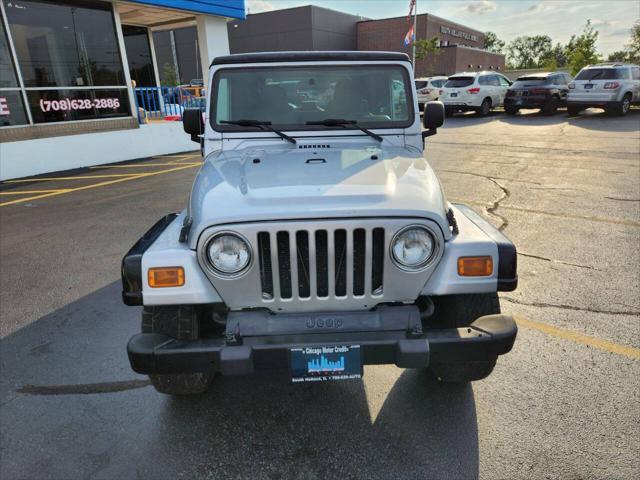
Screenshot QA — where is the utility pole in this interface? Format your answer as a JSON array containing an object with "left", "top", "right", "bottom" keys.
[{"left": 412, "top": 0, "right": 417, "bottom": 69}]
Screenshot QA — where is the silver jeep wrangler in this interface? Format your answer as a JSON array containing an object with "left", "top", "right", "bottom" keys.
[{"left": 122, "top": 51, "right": 518, "bottom": 395}]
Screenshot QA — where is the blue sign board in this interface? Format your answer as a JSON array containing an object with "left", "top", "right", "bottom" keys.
[{"left": 127, "top": 0, "right": 245, "bottom": 19}]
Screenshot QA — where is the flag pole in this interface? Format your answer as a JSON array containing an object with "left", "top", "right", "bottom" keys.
[{"left": 412, "top": 0, "right": 417, "bottom": 71}]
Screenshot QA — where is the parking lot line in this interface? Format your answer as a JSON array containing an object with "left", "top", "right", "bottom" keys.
[
  {"left": 0, "top": 163, "right": 200, "bottom": 207},
  {"left": 89, "top": 162, "right": 201, "bottom": 168},
  {"left": 4, "top": 174, "right": 148, "bottom": 182},
  {"left": 516, "top": 316, "right": 640, "bottom": 360},
  {"left": 0, "top": 189, "right": 71, "bottom": 195}
]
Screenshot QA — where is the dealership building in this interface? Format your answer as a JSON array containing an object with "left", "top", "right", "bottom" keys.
[
  {"left": 229, "top": 6, "right": 505, "bottom": 77},
  {"left": 0, "top": 0, "right": 244, "bottom": 180}
]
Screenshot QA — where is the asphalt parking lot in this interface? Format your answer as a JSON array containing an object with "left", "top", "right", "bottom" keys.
[{"left": 1, "top": 108, "right": 639, "bottom": 479}]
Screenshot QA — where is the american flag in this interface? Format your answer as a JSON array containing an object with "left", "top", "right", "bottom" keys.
[
  {"left": 404, "top": 25, "right": 415, "bottom": 46},
  {"left": 404, "top": 0, "right": 416, "bottom": 45}
]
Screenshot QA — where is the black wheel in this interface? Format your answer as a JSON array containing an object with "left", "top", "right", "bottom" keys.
[
  {"left": 542, "top": 96, "right": 559, "bottom": 115},
  {"left": 477, "top": 98, "right": 491, "bottom": 116},
  {"left": 427, "top": 293, "right": 501, "bottom": 383},
  {"left": 505, "top": 106, "right": 519, "bottom": 115},
  {"left": 567, "top": 105, "right": 580, "bottom": 116},
  {"left": 142, "top": 305, "right": 216, "bottom": 395},
  {"left": 609, "top": 94, "right": 631, "bottom": 116}
]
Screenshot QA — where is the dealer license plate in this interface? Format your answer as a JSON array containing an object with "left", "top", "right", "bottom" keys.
[
  {"left": 450, "top": 92, "right": 458, "bottom": 97},
  {"left": 290, "top": 345, "right": 362, "bottom": 383},
  {"left": 584, "top": 84, "right": 593, "bottom": 89}
]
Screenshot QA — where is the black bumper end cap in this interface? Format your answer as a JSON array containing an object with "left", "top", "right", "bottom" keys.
[
  {"left": 127, "top": 333, "right": 171, "bottom": 374},
  {"left": 471, "top": 314, "right": 518, "bottom": 356}
]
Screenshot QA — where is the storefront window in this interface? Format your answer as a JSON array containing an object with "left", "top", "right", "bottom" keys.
[
  {"left": 27, "top": 88, "right": 130, "bottom": 123},
  {"left": 153, "top": 26, "right": 200, "bottom": 86},
  {"left": 2, "top": 0, "right": 130, "bottom": 125},
  {"left": 123, "top": 25, "right": 155, "bottom": 87},
  {"left": 0, "top": 90, "right": 28, "bottom": 126},
  {"left": 4, "top": 0, "right": 125, "bottom": 87},
  {"left": 174, "top": 27, "right": 200, "bottom": 84},
  {"left": 0, "top": 16, "right": 18, "bottom": 87},
  {"left": 0, "top": 14, "right": 28, "bottom": 125}
]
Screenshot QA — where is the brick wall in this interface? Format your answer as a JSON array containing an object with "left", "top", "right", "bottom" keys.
[{"left": 357, "top": 14, "right": 504, "bottom": 77}]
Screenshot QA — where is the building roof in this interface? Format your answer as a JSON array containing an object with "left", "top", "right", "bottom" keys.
[{"left": 211, "top": 51, "right": 410, "bottom": 66}]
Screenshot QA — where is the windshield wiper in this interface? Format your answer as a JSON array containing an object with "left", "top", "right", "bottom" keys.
[
  {"left": 221, "top": 119, "right": 296, "bottom": 144},
  {"left": 306, "top": 119, "right": 383, "bottom": 142}
]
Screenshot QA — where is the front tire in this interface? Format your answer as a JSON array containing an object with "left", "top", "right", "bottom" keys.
[
  {"left": 427, "top": 293, "right": 501, "bottom": 383},
  {"left": 142, "top": 306, "right": 216, "bottom": 395},
  {"left": 505, "top": 106, "right": 519, "bottom": 115}
]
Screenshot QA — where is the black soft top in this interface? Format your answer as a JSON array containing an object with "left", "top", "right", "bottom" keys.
[{"left": 210, "top": 51, "right": 410, "bottom": 67}]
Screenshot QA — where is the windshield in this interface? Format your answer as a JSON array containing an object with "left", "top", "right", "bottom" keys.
[
  {"left": 575, "top": 68, "right": 618, "bottom": 80},
  {"left": 512, "top": 77, "right": 546, "bottom": 87},
  {"left": 444, "top": 77, "right": 474, "bottom": 88},
  {"left": 211, "top": 65, "right": 413, "bottom": 130}
]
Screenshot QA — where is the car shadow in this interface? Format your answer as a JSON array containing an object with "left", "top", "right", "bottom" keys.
[{"left": 0, "top": 281, "right": 479, "bottom": 480}]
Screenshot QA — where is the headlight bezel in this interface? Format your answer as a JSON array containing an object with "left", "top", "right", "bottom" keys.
[
  {"left": 205, "top": 231, "right": 253, "bottom": 278},
  {"left": 389, "top": 225, "right": 439, "bottom": 271}
]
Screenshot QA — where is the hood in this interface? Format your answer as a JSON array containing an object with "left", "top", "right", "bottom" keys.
[{"left": 188, "top": 144, "right": 450, "bottom": 249}]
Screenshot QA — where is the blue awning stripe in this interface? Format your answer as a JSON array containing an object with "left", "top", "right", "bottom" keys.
[{"left": 126, "top": 0, "right": 245, "bottom": 20}]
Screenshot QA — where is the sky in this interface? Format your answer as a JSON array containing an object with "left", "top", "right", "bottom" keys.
[{"left": 246, "top": 0, "right": 639, "bottom": 56}]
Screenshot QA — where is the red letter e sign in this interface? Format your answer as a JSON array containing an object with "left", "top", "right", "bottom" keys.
[{"left": 0, "top": 97, "right": 10, "bottom": 116}]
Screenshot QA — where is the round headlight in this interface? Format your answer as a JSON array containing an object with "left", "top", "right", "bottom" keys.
[
  {"left": 207, "top": 233, "right": 251, "bottom": 275},
  {"left": 391, "top": 227, "right": 435, "bottom": 269}
]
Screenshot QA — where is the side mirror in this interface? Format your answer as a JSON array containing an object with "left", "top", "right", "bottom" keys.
[
  {"left": 183, "top": 108, "right": 204, "bottom": 144},
  {"left": 422, "top": 101, "right": 444, "bottom": 143}
]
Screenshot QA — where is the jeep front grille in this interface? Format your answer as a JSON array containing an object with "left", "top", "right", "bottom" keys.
[
  {"left": 197, "top": 219, "right": 444, "bottom": 313},
  {"left": 257, "top": 227, "right": 386, "bottom": 300}
]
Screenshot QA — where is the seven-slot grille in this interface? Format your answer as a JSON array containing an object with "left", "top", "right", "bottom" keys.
[{"left": 257, "top": 228, "right": 386, "bottom": 301}]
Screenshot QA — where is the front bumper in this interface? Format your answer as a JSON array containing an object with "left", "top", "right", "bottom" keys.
[{"left": 127, "top": 306, "right": 517, "bottom": 375}]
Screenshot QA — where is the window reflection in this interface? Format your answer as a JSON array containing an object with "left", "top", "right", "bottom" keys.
[
  {"left": 0, "top": 17, "right": 19, "bottom": 87},
  {"left": 122, "top": 25, "right": 155, "bottom": 87},
  {"left": 4, "top": 0, "right": 125, "bottom": 87}
]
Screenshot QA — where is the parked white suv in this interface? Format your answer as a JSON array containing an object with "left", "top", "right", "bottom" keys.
[
  {"left": 415, "top": 76, "right": 447, "bottom": 110},
  {"left": 567, "top": 63, "right": 640, "bottom": 116},
  {"left": 441, "top": 71, "right": 512, "bottom": 116}
]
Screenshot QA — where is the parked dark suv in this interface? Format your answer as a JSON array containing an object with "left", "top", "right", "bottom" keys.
[{"left": 504, "top": 72, "right": 573, "bottom": 115}]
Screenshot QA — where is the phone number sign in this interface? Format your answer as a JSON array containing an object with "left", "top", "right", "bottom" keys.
[{"left": 39, "top": 97, "right": 121, "bottom": 113}]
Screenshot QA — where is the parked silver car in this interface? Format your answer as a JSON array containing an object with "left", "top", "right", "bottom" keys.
[{"left": 568, "top": 63, "right": 640, "bottom": 116}]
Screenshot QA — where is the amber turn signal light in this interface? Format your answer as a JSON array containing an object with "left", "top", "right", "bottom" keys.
[
  {"left": 148, "top": 267, "right": 185, "bottom": 288},
  {"left": 457, "top": 256, "right": 493, "bottom": 276}
]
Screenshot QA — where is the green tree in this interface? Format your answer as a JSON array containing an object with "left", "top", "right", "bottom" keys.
[
  {"left": 567, "top": 20, "right": 600, "bottom": 75},
  {"left": 607, "top": 50, "right": 629, "bottom": 62},
  {"left": 414, "top": 36, "right": 441, "bottom": 74},
  {"left": 484, "top": 31, "right": 505, "bottom": 54},
  {"left": 626, "top": 20, "right": 640, "bottom": 63},
  {"left": 506, "top": 35, "right": 553, "bottom": 69},
  {"left": 542, "top": 42, "right": 570, "bottom": 68},
  {"left": 162, "top": 62, "right": 179, "bottom": 87}
]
